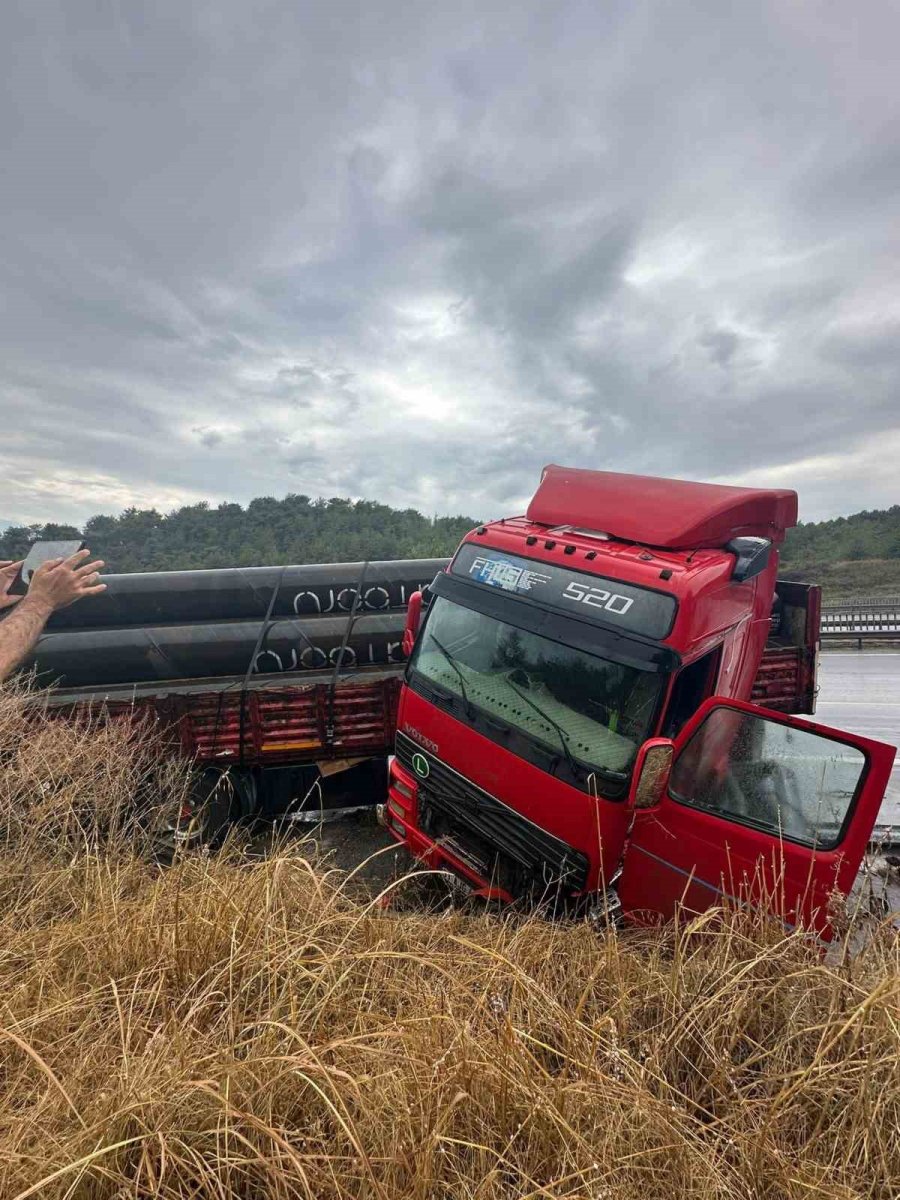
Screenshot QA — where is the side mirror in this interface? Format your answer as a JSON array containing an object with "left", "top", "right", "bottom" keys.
[
  {"left": 628, "top": 738, "right": 674, "bottom": 808},
  {"left": 726, "top": 536, "right": 772, "bottom": 583},
  {"left": 401, "top": 590, "right": 423, "bottom": 657}
]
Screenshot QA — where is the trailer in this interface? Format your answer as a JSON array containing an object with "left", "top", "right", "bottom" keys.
[
  {"left": 10, "top": 503, "right": 832, "bottom": 864},
  {"left": 20, "top": 557, "right": 444, "bottom": 843},
  {"left": 31, "top": 665, "right": 403, "bottom": 843},
  {"left": 31, "top": 574, "right": 818, "bottom": 846}
]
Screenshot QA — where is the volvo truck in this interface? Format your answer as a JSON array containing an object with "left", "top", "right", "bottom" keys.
[{"left": 388, "top": 466, "right": 896, "bottom": 937}]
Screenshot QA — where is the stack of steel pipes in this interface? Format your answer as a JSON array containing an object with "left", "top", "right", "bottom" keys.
[{"left": 25, "top": 559, "right": 448, "bottom": 688}]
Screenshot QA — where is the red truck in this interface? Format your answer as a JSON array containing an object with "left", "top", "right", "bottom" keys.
[{"left": 387, "top": 466, "right": 896, "bottom": 937}]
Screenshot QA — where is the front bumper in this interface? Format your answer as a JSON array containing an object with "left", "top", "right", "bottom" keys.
[{"left": 387, "top": 731, "right": 589, "bottom": 901}]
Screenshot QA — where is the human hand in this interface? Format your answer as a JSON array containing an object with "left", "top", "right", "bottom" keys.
[
  {"left": 26, "top": 549, "right": 107, "bottom": 613},
  {"left": 0, "top": 560, "right": 25, "bottom": 611}
]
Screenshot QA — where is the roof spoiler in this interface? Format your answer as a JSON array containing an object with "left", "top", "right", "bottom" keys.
[{"left": 527, "top": 465, "right": 798, "bottom": 550}]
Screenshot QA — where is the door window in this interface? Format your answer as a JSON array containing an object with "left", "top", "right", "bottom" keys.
[
  {"left": 669, "top": 706, "right": 867, "bottom": 849},
  {"left": 662, "top": 647, "right": 721, "bottom": 737}
]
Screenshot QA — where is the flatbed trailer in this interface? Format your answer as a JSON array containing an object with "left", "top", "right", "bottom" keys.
[
  {"left": 28, "top": 563, "right": 821, "bottom": 847},
  {"left": 38, "top": 665, "right": 405, "bottom": 767},
  {"left": 32, "top": 668, "right": 405, "bottom": 841}
]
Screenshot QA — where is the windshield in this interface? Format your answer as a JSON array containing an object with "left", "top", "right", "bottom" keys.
[{"left": 409, "top": 596, "right": 664, "bottom": 779}]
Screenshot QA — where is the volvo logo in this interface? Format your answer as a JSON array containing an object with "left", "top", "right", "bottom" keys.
[
  {"left": 411, "top": 753, "right": 430, "bottom": 780},
  {"left": 404, "top": 724, "right": 439, "bottom": 754}
]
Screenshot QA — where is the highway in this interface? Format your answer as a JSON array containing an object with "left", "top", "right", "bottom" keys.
[{"left": 816, "top": 649, "right": 900, "bottom": 830}]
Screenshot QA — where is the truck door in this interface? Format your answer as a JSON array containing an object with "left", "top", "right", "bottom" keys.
[{"left": 617, "top": 697, "right": 895, "bottom": 938}]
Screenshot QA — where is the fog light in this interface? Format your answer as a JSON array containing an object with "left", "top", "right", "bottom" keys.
[
  {"left": 390, "top": 817, "right": 406, "bottom": 837},
  {"left": 393, "top": 778, "right": 414, "bottom": 800},
  {"left": 388, "top": 798, "right": 406, "bottom": 818}
]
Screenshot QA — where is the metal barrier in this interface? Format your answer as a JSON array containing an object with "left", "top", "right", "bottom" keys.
[{"left": 821, "top": 599, "right": 900, "bottom": 642}]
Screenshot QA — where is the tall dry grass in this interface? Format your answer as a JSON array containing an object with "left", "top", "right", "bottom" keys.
[{"left": 0, "top": 686, "right": 898, "bottom": 1199}]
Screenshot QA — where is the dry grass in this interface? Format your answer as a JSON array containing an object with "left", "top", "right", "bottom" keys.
[{"left": 0, "top": 688, "right": 898, "bottom": 1199}]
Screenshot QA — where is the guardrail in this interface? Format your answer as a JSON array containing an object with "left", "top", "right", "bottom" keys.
[
  {"left": 826, "top": 594, "right": 900, "bottom": 610},
  {"left": 820, "top": 599, "right": 900, "bottom": 643}
]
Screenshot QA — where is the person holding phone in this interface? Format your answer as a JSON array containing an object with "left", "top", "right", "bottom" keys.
[{"left": 0, "top": 550, "right": 106, "bottom": 682}]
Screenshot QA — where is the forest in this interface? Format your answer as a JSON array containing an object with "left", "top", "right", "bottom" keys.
[
  {"left": 0, "top": 496, "right": 478, "bottom": 572},
  {"left": 1, "top": 494, "right": 899, "bottom": 578},
  {"left": 778, "top": 505, "right": 900, "bottom": 566}
]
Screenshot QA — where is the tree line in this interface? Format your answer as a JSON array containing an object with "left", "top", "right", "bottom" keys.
[
  {"left": 778, "top": 505, "right": 900, "bottom": 566},
  {"left": 0, "top": 496, "right": 480, "bottom": 573},
  {"left": 1, "top": 494, "right": 898, "bottom": 574}
]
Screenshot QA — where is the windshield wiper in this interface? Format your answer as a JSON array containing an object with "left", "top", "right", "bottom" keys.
[
  {"left": 429, "top": 635, "right": 475, "bottom": 719},
  {"left": 505, "top": 676, "right": 582, "bottom": 779},
  {"left": 506, "top": 676, "right": 628, "bottom": 784}
]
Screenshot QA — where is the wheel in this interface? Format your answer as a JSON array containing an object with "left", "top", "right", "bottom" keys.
[{"left": 169, "top": 768, "right": 254, "bottom": 849}]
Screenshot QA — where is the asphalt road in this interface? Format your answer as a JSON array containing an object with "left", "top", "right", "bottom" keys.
[{"left": 815, "top": 649, "right": 900, "bottom": 830}]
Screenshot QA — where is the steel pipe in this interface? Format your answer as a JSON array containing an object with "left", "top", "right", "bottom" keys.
[
  {"left": 29, "top": 612, "right": 408, "bottom": 687},
  {"left": 45, "top": 558, "right": 449, "bottom": 629}
]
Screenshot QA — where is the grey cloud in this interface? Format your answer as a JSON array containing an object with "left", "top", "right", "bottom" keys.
[
  {"left": 193, "top": 427, "right": 224, "bottom": 448},
  {"left": 820, "top": 325, "right": 900, "bottom": 372},
  {"left": 1, "top": 0, "right": 899, "bottom": 530},
  {"left": 273, "top": 363, "right": 360, "bottom": 413},
  {"left": 699, "top": 328, "right": 741, "bottom": 369}
]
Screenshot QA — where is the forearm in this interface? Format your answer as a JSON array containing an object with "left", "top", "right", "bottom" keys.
[{"left": 0, "top": 595, "right": 54, "bottom": 682}]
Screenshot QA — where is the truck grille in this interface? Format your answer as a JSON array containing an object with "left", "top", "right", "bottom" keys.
[{"left": 395, "top": 731, "right": 588, "bottom": 893}]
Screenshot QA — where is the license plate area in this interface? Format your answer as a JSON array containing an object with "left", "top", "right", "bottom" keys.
[{"left": 436, "top": 833, "right": 489, "bottom": 877}]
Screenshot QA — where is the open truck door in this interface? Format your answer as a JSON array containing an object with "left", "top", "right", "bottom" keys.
[{"left": 617, "top": 697, "right": 896, "bottom": 939}]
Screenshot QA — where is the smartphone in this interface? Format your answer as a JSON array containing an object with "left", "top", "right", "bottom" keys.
[{"left": 10, "top": 540, "right": 86, "bottom": 595}]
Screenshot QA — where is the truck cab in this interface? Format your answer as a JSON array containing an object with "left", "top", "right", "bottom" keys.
[{"left": 386, "top": 466, "right": 895, "bottom": 937}]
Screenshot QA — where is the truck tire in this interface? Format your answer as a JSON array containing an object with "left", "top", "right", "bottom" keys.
[{"left": 173, "top": 767, "right": 255, "bottom": 849}]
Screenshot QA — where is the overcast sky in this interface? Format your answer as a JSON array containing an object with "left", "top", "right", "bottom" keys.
[{"left": 2, "top": 1, "right": 898, "bottom": 529}]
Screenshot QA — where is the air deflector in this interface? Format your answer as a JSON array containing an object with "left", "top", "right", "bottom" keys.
[{"left": 527, "top": 466, "right": 798, "bottom": 550}]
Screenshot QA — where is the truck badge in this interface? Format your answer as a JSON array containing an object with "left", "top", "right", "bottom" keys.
[
  {"left": 403, "top": 724, "right": 439, "bottom": 754},
  {"left": 411, "top": 753, "right": 430, "bottom": 779}
]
